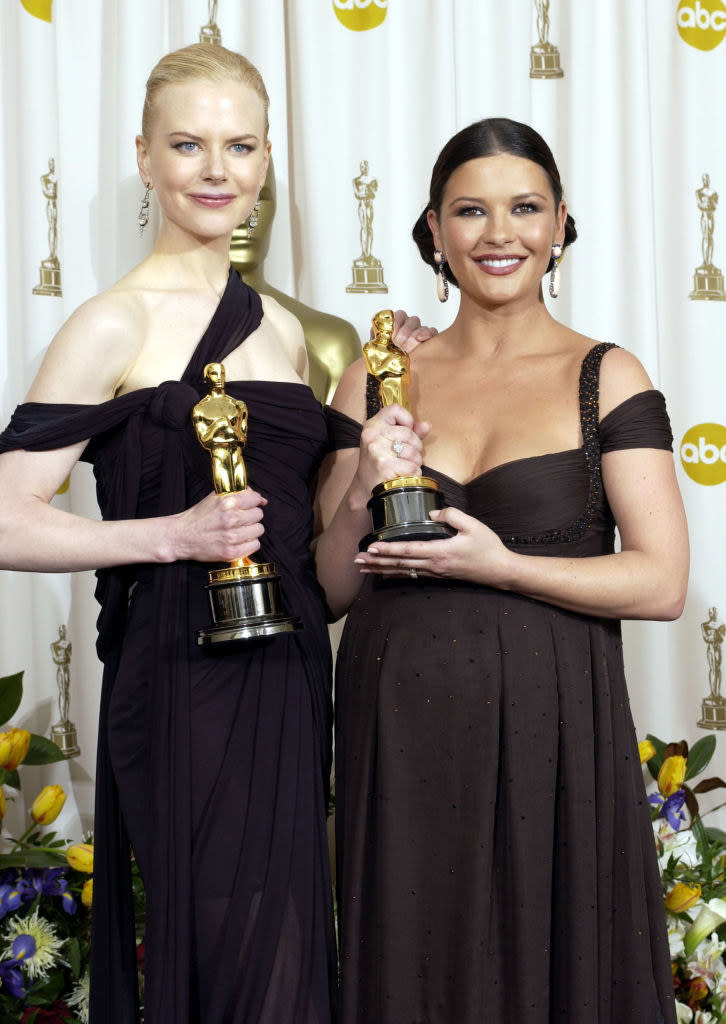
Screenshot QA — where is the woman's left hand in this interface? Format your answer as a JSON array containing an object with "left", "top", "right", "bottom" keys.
[
  {"left": 386, "top": 310, "right": 437, "bottom": 354},
  {"left": 354, "top": 506, "right": 514, "bottom": 586}
]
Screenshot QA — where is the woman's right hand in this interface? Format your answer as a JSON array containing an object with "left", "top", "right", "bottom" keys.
[
  {"left": 170, "top": 489, "right": 267, "bottom": 564},
  {"left": 354, "top": 404, "right": 429, "bottom": 496}
]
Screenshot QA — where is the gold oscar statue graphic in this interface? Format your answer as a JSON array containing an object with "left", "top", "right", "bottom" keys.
[
  {"left": 199, "top": 0, "right": 221, "bottom": 44},
  {"left": 346, "top": 160, "right": 388, "bottom": 294},
  {"left": 360, "top": 310, "right": 456, "bottom": 550},
  {"left": 691, "top": 174, "right": 726, "bottom": 301},
  {"left": 33, "top": 158, "right": 62, "bottom": 298},
  {"left": 698, "top": 607, "right": 726, "bottom": 730},
  {"left": 49, "top": 625, "right": 80, "bottom": 758},
  {"left": 530, "top": 0, "right": 564, "bottom": 79},
  {"left": 192, "top": 362, "right": 301, "bottom": 644}
]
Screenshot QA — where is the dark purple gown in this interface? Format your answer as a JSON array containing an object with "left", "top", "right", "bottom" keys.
[
  {"left": 0, "top": 270, "right": 336, "bottom": 1024},
  {"left": 328, "top": 343, "right": 677, "bottom": 1024}
]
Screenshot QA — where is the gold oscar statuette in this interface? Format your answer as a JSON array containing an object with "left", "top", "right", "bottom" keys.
[
  {"left": 49, "top": 624, "right": 80, "bottom": 758},
  {"left": 346, "top": 160, "right": 388, "bottom": 294},
  {"left": 529, "top": 0, "right": 564, "bottom": 79},
  {"left": 359, "top": 310, "right": 456, "bottom": 551},
  {"left": 698, "top": 607, "right": 726, "bottom": 730},
  {"left": 691, "top": 174, "right": 726, "bottom": 301},
  {"left": 199, "top": 0, "right": 221, "bottom": 44},
  {"left": 192, "top": 362, "right": 301, "bottom": 644},
  {"left": 33, "top": 157, "right": 62, "bottom": 297}
]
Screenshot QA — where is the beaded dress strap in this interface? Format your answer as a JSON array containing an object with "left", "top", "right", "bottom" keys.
[{"left": 500, "top": 341, "right": 618, "bottom": 547}]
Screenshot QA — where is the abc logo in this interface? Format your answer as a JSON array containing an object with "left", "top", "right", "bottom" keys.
[
  {"left": 333, "top": 0, "right": 388, "bottom": 32},
  {"left": 677, "top": 0, "right": 726, "bottom": 50},
  {"left": 680, "top": 423, "right": 726, "bottom": 485}
]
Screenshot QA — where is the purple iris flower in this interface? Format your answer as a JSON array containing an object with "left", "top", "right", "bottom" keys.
[
  {"left": 0, "top": 959, "right": 26, "bottom": 999},
  {"left": 0, "top": 884, "right": 23, "bottom": 921},
  {"left": 649, "top": 788, "right": 687, "bottom": 830},
  {"left": 11, "top": 934, "right": 36, "bottom": 962}
]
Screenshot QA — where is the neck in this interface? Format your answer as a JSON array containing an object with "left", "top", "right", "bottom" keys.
[
  {"left": 148, "top": 222, "right": 232, "bottom": 295},
  {"left": 445, "top": 289, "right": 558, "bottom": 359}
]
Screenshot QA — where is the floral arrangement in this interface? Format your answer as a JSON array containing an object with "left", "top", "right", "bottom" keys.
[
  {"left": 0, "top": 671, "right": 95, "bottom": 1023},
  {"left": 643, "top": 732, "right": 726, "bottom": 1024}
]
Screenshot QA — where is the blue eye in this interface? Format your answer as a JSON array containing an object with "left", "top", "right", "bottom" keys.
[
  {"left": 231, "top": 143, "right": 253, "bottom": 154},
  {"left": 174, "top": 141, "right": 198, "bottom": 152}
]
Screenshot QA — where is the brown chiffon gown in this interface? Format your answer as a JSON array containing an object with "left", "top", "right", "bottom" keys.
[{"left": 328, "top": 343, "right": 676, "bottom": 1024}]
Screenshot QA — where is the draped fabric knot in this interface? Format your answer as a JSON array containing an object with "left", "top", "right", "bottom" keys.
[{"left": 149, "top": 381, "right": 200, "bottom": 430}]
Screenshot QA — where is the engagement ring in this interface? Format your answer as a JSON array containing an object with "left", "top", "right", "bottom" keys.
[
  {"left": 409, "top": 568, "right": 418, "bottom": 579},
  {"left": 392, "top": 439, "right": 404, "bottom": 456}
]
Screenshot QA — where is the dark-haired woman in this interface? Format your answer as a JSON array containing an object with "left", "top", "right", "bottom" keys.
[{"left": 315, "top": 118, "right": 686, "bottom": 1023}]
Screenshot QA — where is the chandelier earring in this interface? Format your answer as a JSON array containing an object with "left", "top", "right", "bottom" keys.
[
  {"left": 248, "top": 200, "right": 261, "bottom": 236},
  {"left": 549, "top": 243, "right": 563, "bottom": 299},
  {"left": 433, "top": 249, "right": 449, "bottom": 303},
  {"left": 138, "top": 183, "right": 152, "bottom": 235}
]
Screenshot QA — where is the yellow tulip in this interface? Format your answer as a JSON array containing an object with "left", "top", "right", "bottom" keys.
[
  {"left": 67, "top": 843, "right": 94, "bottom": 873},
  {"left": 30, "top": 784, "right": 66, "bottom": 825},
  {"left": 81, "top": 878, "right": 93, "bottom": 908},
  {"left": 638, "top": 740, "right": 656, "bottom": 764},
  {"left": 665, "top": 882, "right": 702, "bottom": 913},
  {"left": 658, "top": 755, "right": 687, "bottom": 796},
  {"left": 0, "top": 729, "right": 31, "bottom": 771}
]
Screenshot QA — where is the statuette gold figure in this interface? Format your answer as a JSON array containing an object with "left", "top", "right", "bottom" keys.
[
  {"left": 530, "top": 0, "right": 564, "bottom": 79},
  {"left": 698, "top": 607, "right": 726, "bottom": 730},
  {"left": 49, "top": 624, "right": 80, "bottom": 758},
  {"left": 191, "top": 363, "right": 301, "bottom": 643},
  {"left": 33, "top": 158, "right": 62, "bottom": 297},
  {"left": 347, "top": 160, "right": 388, "bottom": 294},
  {"left": 199, "top": 0, "right": 222, "bottom": 44},
  {"left": 691, "top": 174, "right": 726, "bottom": 301}
]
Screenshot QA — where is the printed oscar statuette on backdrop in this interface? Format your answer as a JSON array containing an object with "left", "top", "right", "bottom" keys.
[
  {"left": 49, "top": 625, "right": 80, "bottom": 758},
  {"left": 359, "top": 310, "right": 456, "bottom": 551},
  {"left": 691, "top": 173, "right": 726, "bottom": 301},
  {"left": 529, "top": 0, "right": 564, "bottom": 79},
  {"left": 698, "top": 607, "right": 726, "bottom": 730},
  {"left": 199, "top": 0, "right": 221, "bottom": 44},
  {"left": 192, "top": 363, "right": 302, "bottom": 644},
  {"left": 33, "top": 158, "right": 62, "bottom": 298},
  {"left": 346, "top": 160, "right": 388, "bottom": 294}
]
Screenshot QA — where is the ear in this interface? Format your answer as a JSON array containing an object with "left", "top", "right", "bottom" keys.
[
  {"left": 426, "top": 208, "right": 442, "bottom": 252},
  {"left": 136, "top": 135, "right": 152, "bottom": 188}
]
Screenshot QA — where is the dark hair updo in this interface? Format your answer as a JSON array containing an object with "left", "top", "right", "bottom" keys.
[{"left": 412, "top": 117, "right": 578, "bottom": 288}]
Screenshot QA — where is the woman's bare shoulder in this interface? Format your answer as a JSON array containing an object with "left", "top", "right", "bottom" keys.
[{"left": 25, "top": 286, "right": 147, "bottom": 404}]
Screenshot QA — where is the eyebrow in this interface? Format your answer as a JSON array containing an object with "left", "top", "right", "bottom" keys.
[
  {"left": 448, "top": 191, "right": 550, "bottom": 207},
  {"left": 166, "top": 131, "right": 260, "bottom": 143}
]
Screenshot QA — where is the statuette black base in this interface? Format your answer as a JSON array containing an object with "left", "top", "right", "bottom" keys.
[
  {"left": 197, "top": 565, "right": 302, "bottom": 645},
  {"left": 360, "top": 477, "right": 456, "bottom": 551}
]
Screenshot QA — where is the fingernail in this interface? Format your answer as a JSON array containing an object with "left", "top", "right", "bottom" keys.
[
  {"left": 354, "top": 557, "right": 365, "bottom": 564},
  {"left": 367, "top": 547, "right": 379, "bottom": 554}
]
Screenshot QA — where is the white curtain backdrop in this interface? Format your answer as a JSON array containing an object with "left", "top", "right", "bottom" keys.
[{"left": 1, "top": 0, "right": 725, "bottom": 838}]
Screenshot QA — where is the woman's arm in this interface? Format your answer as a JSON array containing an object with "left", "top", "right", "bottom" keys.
[
  {"left": 313, "top": 358, "right": 429, "bottom": 620},
  {"left": 0, "top": 296, "right": 266, "bottom": 573}
]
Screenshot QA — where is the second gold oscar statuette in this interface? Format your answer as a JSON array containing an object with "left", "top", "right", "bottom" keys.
[
  {"left": 359, "top": 310, "right": 456, "bottom": 551},
  {"left": 192, "top": 362, "right": 302, "bottom": 644}
]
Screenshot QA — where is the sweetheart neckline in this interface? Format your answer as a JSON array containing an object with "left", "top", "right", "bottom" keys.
[{"left": 423, "top": 446, "right": 584, "bottom": 490}]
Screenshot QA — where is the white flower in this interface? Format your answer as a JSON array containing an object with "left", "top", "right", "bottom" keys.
[
  {"left": 1, "top": 907, "right": 66, "bottom": 981},
  {"left": 695, "top": 1011, "right": 716, "bottom": 1024},
  {"left": 685, "top": 901, "right": 726, "bottom": 958},
  {"left": 676, "top": 999, "right": 694, "bottom": 1023},
  {"left": 655, "top": 817, "right": 698, "bottom": 870},
  {"left": 668, "top": 917, "right": 688, "bottom": 959},
  {"left": 67, "top": 968, "right": 90, "bottom": 1024}
]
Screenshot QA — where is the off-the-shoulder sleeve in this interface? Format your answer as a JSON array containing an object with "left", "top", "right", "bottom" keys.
[
  {"left": 326, "top": 405, "right": 363, "bottom": 451},
  {"left": 598, "top": 390, "right": 673, "bottom": 453}
]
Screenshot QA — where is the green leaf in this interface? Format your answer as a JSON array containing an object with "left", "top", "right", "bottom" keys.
[
  {"left": 26, "top": 969, "right": 65, "bottom": 1004},
  {"left": 693, "top": 815, "right": 712, "bottom": 867},
  {"left": 645, "top": 733, "right": 667, "bottom": 780},
  {"left": 67, "top": 935, "right": 81, "bottom": 977},
  {"left": 0, "top": 768, "right": 21, "bottom": 790},
  {"left": 23, "top": 733, "right": 66, "bottom": 765},
  {"left": 686, "top": 735, "right": 717, "bottom": 780},
  {"left": 706, "top": 827, "right": 726, "bottom": 846},
  {"left": 0, "top": 671, "right": 23, "bottom": 727},
  {"left": 0, "top": 849, "right": 68, "bottom": 869}
]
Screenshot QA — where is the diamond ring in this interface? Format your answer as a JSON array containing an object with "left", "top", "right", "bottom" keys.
[
  {"left": 392, "top": 439, "right": 404, "bottom": 456},
  {"left": 409, "top": 568, "right": 418, "bottom": 579}
]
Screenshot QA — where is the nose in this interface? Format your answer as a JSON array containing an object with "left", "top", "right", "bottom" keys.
[
  {"left": 202, "top": 146, "right": 227, "bottom": 183},
  {"left": 481, "top": 208, "right": 513, "bottom": 246}
]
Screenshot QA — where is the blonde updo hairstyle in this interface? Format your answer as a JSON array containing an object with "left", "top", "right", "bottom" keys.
[{"left": 141, "top": 43, "right": 270, "bottom": 141}]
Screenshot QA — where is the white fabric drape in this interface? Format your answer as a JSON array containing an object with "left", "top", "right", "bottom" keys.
[{"left": 1, "top": 0, "right": 725, "bottom": 834}]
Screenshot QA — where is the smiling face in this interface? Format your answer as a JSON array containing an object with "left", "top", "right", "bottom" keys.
[
  {"left": 136, "top": 77, "right": 270, "bottom": 245},
  {"left": 427, "top": 152, "right": 566, "bottom": 310}
]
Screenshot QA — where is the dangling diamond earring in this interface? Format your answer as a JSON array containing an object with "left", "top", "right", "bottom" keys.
[
  {"left": 138, "top": 183, "right": 151, "bottom": 235},
  {"left": 248, "top": 200, "right": 260, "bottom": 236},
  {"left": 434, "top": 249, "right": 449, "bottom": 303},
  {"left": 549, "top": 243, "right": 563, "bottom": 298}
]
